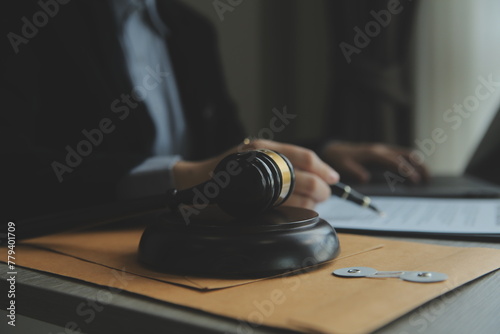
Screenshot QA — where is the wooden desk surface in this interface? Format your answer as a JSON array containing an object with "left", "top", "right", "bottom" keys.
[{"left": 1, "top": 236, "right": 499, "bottom": 334}]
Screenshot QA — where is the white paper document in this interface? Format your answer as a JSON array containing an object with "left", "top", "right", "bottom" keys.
[{"left": 315, "top": 196, "right": 500, "bottom": 237}]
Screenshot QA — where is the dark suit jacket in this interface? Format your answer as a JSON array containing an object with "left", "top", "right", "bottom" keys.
[{"left": 1, "top": 0, "right": 245, "bottom": 224}]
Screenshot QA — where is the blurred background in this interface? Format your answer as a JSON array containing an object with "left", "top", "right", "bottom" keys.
[{"left": 181, "top": 0, "right": 500, "bottom": 177}]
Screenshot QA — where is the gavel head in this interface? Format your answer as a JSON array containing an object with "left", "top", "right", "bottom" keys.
[
  {"left": 214, "top": 149, "right": 295, "bottom": 217},
  {"left": 170, "top": 149, "right": 295, "bottom": 217}
]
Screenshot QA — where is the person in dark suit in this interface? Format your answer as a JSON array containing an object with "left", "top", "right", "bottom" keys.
[{"left": 1, "top": 0, "right": 426, "bottom": 229}]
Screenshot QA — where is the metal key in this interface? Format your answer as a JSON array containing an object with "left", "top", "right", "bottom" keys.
[{"left": 332, "top": 267, "right": 448, "bottom": 283}]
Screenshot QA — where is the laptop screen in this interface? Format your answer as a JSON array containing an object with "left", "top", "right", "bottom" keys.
[{"left": 466, "top": 105, "right": 500, "bottom": 184}]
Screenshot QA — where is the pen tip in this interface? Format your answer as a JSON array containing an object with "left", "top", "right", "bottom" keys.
[{"left": 369, "top": 205, "right": 386, "bottom": 217}]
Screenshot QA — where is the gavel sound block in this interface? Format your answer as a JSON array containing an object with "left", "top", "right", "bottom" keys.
[{"left": 138, "top": 206, "right": 340, "bottom": 278}]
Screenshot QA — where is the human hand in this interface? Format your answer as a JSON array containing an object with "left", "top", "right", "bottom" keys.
[
  {"left": 172, "top": 139, "right": 340, "bottom": 210},
  {"left": 321, "top": 142, "right": 429, "bottom": 184}
]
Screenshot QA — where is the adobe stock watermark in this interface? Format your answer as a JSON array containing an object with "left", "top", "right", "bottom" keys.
[
  {"left": 339, "top": 0, "right": 410, "bottom": 64},
  {"left": 51, "top": 65, "right": 170, "bottom": 183},
  {"left": 213, "top": 0, "right": 244, "bottom": 22},
  {"left": 177, "top": 106, "right": 296, "bottom": 225},
  {"left": 48, "top": 267, "right": 134, "bottom": 334},
  {"left": 7, "top": 0, "right": 71, "bottom": 55},
  {"left": 225, "top": 235, "right": 333, "bottom": 334},
  {"left": 385, "top": 74, "right": 500, "bottom": 190},
  {"left": 5, "top": 222, "right": 17, "bottom": 327},
  {"left": 176, "top": 157, "right": 244, "bottom": 224},
  {"left": 398, "top": 282, "right": 462, "bottom": 334}
]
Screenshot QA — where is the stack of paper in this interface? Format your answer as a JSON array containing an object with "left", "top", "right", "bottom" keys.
[{"left": 316, "top": 196, "right": 500, "bottom": 238}]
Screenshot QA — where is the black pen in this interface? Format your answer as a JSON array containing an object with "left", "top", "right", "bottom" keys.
[{"left": 331, "top": 182, "right": 385, "bottom": 216}]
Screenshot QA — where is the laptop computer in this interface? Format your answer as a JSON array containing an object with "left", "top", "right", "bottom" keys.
[
  {"left": 349, "top": 174, "right": 500, "bottom": 198},
  {"left": 351, "top": 107, "right": 500, "bottom": 198}
]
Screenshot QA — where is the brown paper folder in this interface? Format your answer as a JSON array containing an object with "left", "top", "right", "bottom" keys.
[
  {"left": 2, "top": 228, "right": 500, "bottom": 334},
  {"left": 16, "top": 227, "right": 384, "bottom": 290}
]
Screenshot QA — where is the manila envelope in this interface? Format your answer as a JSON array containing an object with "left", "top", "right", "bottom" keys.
[{"left": 14, "top": 226, "right": 384, "bottom": 290}]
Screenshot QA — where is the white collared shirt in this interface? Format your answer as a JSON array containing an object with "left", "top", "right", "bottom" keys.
[{"left": 110, "top": 0, "right": 190, "bottom": 197}]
